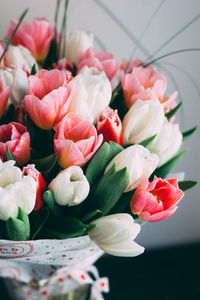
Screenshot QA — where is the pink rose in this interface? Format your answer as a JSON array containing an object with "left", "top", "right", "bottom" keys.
[
  {"left": 0, "top": 122, "right": 30, "bottom": 166},
  {"left": 130, "top": 176, "right": 184, "bottom": 222},
  {"left": 0, "top": 80, "right": 10, "bottom": 119},
  {"left": 7, "top": 18, "right": 54, "bottom": 63},
  {"left": 77, "top": 47, "right": 118, "bottom": 80},
  {"left": 54, "top": 113, "right": 103, "bottom": 168},
  {"left": 120, "top": 64, "right": 177, "bottom": 112},
  {"left": 24, "top": 69, "right": 73, "bottom": 130}
]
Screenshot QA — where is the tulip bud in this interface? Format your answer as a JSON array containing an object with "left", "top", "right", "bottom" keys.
[
  {"left": 0, "top": 67, "right": 28, "bottom": 107},
  {"left": 97, "top": 107, "right": 122, "bottom": 145},
  {"left": 5, "top": 45, "right": 38, "bottom": 74},
  {"left": 48, "top": 166, "right": 90, "bottom": 206},
  {"left": 65, "top": 30, "right": 94, "bottom": 65},
  {"left": 122, "top": 99, "right": 164, "bottom": 146},
  {"left": 105, "top": 145, "right": 159, "bottom": 191},
  {"left": 70, "top": 66, "right": 112, "bottom": 124},
  {"left": 0, "top": 160, "right": 36, "bottom": 221},
  {"left": 23, "top": 164, "right": 47, "bottom": 211},
  {"left": 148, "top": 118, "right": 183, "bottom": 167},
  {"left": 88, "top": 213, "right": 144, "bottom": 257}
]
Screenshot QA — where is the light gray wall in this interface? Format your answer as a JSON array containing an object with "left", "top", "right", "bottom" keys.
[{"left": 1, "top": 0, "right": 200, "bottom": 248}]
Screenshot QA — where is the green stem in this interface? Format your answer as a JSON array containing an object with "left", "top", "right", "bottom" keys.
[
  {"left": 145, "top": 48, "right": 200, "bottom": 67},
  {"left": 0, "top": 9, "right": 28, "bottom": 63},
  {"left": 125, "top": 0, "right": 166, "bottom": 72},
  {"left": 148, "top": 14, "right": 200, "bottom": 61}
]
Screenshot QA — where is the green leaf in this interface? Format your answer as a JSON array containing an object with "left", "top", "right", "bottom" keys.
[
  {"left": 154, "top": 149, "right": 188, "bottom": 178},
  {"left": 30, "top": 64, "right": 37, "bottom": 75},
  {"left": 86, "top": 142, "right": 123, "bottom": 186},
  {"left": 81, "top": 210, "right": 102, "bottom": 223},
  {"left": 32, "top": 153, "right": 57, "bottom": 177},
  {"left": 87, "top": 223, "right": 96, "bottom": 232},
  {"left": 43, "top": 190, "right": 62, "bottom": 217},
  {"left": 165, "top": 102, "right": 182, "bottom": 120},
  {"left": 140, "top": 134, "right": 157, "bottom": 148},
  {"left": 5, "top": 207, "right": 30, "bottom": 241},
  {"left": 30, "top": 207, "right": 50, "bottom": 240},
  {"left": 0, "top": 221, "right": 6, "bottom": 239},
  {"left": 178, "top": 180, "right": 197, "bottom": 191},
  {"left": 41, "top": 217, "right": 88, "bottom": 239},
  {"left": 182, "top": 126, "right": 197, "bottom": 141},
  {"left": 85, "top": 167, "right": 129, "bottom": 216},
  {"left": 110, "top": 191, "right": 134, "bottom": 214},
  {"left": 6, "top": 146, "right": 15, "bottom": 162}
]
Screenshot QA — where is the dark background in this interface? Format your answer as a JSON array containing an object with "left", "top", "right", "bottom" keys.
[{"left": 1, "top": 243, "right": 200, "bottom": 299}]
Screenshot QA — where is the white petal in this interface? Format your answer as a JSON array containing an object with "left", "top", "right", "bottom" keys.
[
  {"left": 49, "top": 166, "right": 90, "bottom": 206},
  {"left": 0, "top": 187, "right": 18, "bottom": 220}
]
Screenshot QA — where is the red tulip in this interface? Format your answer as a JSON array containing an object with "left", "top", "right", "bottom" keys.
[
  {"left": 0, "top": 80, "right": 10, "bottom": 119},
  {"left": 23, "top": 164, "right": 47, "bottom": 211},
  {"left": 97, "top": 107, "right": 122, "bottom": 145}
]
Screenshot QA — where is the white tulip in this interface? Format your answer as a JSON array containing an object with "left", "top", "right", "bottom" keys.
[
  {"left": 105, "top": 145, "right": 159, "bottom": 191},
  {"left": 5, "top": 45, "right": 38, "bottom": 74},
  {"left": 65, "top": 30, "right": 94, "bottom": 65},
  {"left": 0, "top": 67, "right": 28, "bottom": 107},
  {"left": 0, "top": 160, "right": 36, "bottom": 221},
  {"left": 122, "top": 99, "right": 165, "bottom": 146},
  {"left": 148, "top": 117, "right": 183, "bottom": 167},
  {"left": 69, "top": 67, "right": 112, "bottom": 124},
  {"left": 88, "top": 213, "right": 144, "bottom": 257},
  {"left": 48, "top": 166, "right": 90, "bottom": 207}
]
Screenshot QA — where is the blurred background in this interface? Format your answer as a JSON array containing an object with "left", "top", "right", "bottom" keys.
[
  {"left": 1, "top": 0, "right": 199, "bottom": 249},
  {"left": 0, "top": 1, "right": 200, "bottom": 299}
]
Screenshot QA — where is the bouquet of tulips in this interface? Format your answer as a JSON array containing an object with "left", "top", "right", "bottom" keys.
[{"left": 0, "top": 2, "right": 197, "bottom": 299}]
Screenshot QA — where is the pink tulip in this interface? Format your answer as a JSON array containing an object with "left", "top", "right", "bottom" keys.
[
  {"left": 77, "top": 48, "right": 118, "bottom": 80},
  {"left": 130, "top": 176, "right": 184, "bottom": 222},
  {"left": 24, "top": 69, "right": 73, "bottom": 130},
  {"left": 0, "top": 80, "right": 10, "bottom": 119},
  {"left": 54, "top": 113, "right": 103, "bottom": 168},
  {"left": 119, "top": 58, "right": 144, "bottom": 73},
  {"left": 0, "top": 122, "right": 30, "bottom": 166},
  {"left": 7, "top": 18, "right": 54, "bottom": 63},
  {"left": 120, "top": 65, "right": 177, "bottom": 112}
]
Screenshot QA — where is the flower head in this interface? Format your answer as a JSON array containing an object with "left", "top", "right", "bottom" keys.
[
  {"left": 7, "top": 18, "right": 54, "bottom": 63},
  {"left": 54, "top": 113, "right": 103, "bottom": 168},
  {"left": 88, "top": 213, "right": 144, "bottom": 257},
  {"left": 105, "top": 145, "right": 159, "bottom": 192},
  {"left": 120, "top": 64, "right": 177, "bottom": 112},
  {"left": 0, "top": 160, "right": 36, "bottom": 221},
  {"left": 0, "top": 122, "right": 30, "bottom": 166},
  {"left": 78, "top": 48, "right": 118, "bottom": 81},
  {"left": 130, "top": 176, "right": 184, "bottom": 222},
  {"left": 48, "top": 166, "right": 90, "bottom": 206},
  {"left": 24, "top": 69, "right": 73, "bottom": 129}
]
